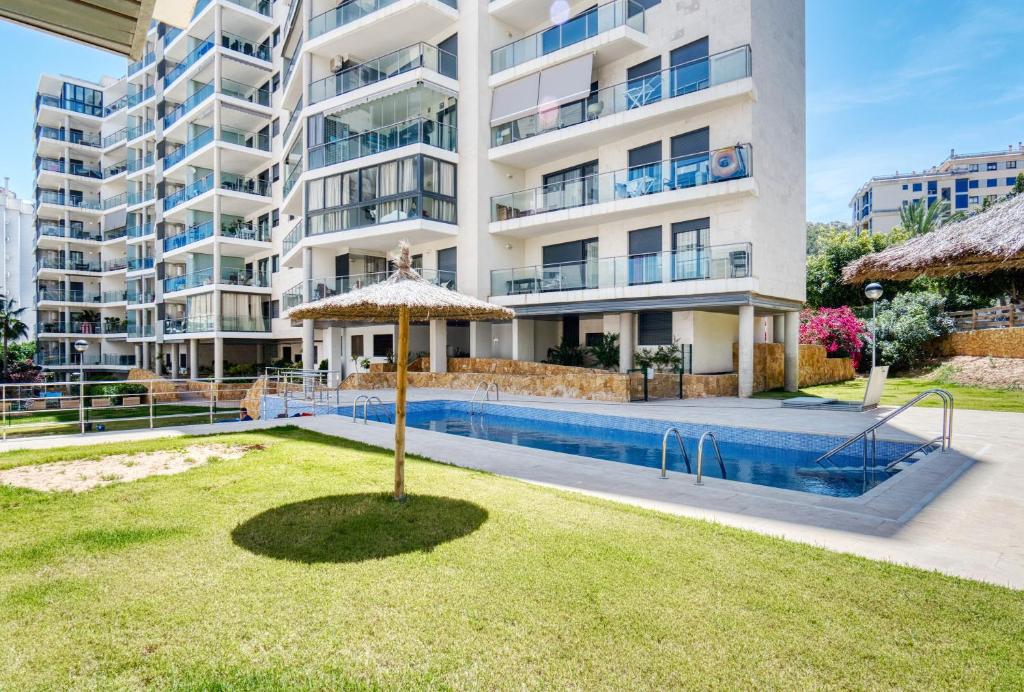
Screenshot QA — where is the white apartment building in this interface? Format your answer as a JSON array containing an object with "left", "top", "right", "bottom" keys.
[
  {"left": 851, "top": 144, "right": 1024, "bottom": 234},
  {"left": 1, "top": 183, "right": 36, "bottom": 336},
  {"left": 33, "top": 0, "right": 806, "bottom": 396}
]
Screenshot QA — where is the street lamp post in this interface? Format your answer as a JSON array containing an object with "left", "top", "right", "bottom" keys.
[
  {"left": 73, "top": 339, "right": 89, "bottom": 434},
  {"left": 864, "top": 283, "right": 883, "bottom": 369}
]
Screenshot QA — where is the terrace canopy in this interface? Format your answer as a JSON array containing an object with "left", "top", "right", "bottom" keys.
[
  {"left": 287, "top": 242, "right": 514, "bottom": 501},
  {"left": 0, "top": 0, "right": 196, "bottom": 59},
  {"left": 843, "top": 192, "right": 1024, "bottom": 283}
]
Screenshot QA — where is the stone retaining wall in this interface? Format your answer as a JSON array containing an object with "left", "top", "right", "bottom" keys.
[
  {"left": 340, "top": 370, "right": 632, "bottom": 402},
  {"left": 929, "top": 327, "right": 1024, "bottom": 358},
  {"left": 127, "top": 368, "right": 178, "bottom": 403},
  {"left": 730, "top": 343, "right": 854, "bottom": 392}
]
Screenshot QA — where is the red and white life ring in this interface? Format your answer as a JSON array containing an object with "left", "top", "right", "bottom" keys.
[{"left": 710, "top": 146, "right": 743, "bottom": 179}]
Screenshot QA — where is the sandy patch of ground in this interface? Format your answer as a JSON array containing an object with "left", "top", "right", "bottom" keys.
[
  {"left": 0, "top": 443, "right": 263, "bottom": 493},
  {"left": 925, "top": 356, "right": 1024, "bottom": 390}
]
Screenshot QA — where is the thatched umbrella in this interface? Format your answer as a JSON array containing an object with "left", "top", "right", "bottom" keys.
[
  {"left": 843, "top": 192, "right": 1024, "bottom": 283},
  {"left": 287, "top": 242, "right": 513, "bottom": 500}
]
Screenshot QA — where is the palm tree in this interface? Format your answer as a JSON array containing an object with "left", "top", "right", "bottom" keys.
[
  {"left": 0, "top": 296, "right": 29, "bottom": 380},
  {"left": 898, "top": 197, "right": 950, "bottom": 236}
]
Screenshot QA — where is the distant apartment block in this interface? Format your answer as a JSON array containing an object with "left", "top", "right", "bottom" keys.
[
  {"left": 33, "top": 0, "right": 806, "bottom": 396},
  {"left": 1, "top": 183, "right": 36, "bottom": 336},
  {"left": 851, "top": 144, "right": 1024, "bottom": 234}
]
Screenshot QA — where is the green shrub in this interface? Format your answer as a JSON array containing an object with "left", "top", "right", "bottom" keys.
[
  {"left": 225, "top": 362, "right": 257, "bottom": 377},
  {"left": 874, "top": 291, "right": 953, "bottom": 372},
  {"left": 544, "top": 338, "right": 585, "bottom": 367},
  {"left": 87, "top": 382, "right": 147, "bottom": 405}
]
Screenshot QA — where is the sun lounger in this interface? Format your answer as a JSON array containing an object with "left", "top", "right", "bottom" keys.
[{"left": 781, "top": 366, "right": 889, "bottom": 412}]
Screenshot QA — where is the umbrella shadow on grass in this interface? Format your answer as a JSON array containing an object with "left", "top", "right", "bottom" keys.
[{"left": 231, "top": 493, "right": 488, "bottom": 563}]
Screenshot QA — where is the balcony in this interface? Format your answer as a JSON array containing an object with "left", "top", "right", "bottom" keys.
[
  {"left": 163, "top": 83, "right": 214, "bottom": 129},
  {"left": 37, "top": 191, "right": 103, "bottom": 212},
  {"left": 127, "top": 257, "right": 155, "bottom": 272},
  {"left": 102, "top": 289, "right": 129, "bottom": 302},
  {"left": 128, "top": 291, "right": 156, "bottom": 305},
  {"left": 126, "top": 222, "right": 154, "bottom": 239},
  {"left": 282, "top": 269, "right": 456, "bottom": 310},
  {"left": 163, "top": 267, "right": 270, "bottom": 293},
  {"left": 307, "top": 0, "right": 457, "bottom": 59},
  {"left": 35, "top": 354, "right": 103, "bottom": 367},
  {"left": 221, "top": 78, "right": 270, "bottom": 107},
  {"left": 104, "top": 227, "right": 128, "bottom": 241},
  {"left": 283, "top": 160, "right": 303, "bottom": 198},
  {"left": 127, "top": 188, "right": 155, "bottom": 206},
  {"left": 226, "top": 0, "right": 271, "bottom": 16},
  {"left": 309, "top": 42, "right": 457, "bottom": 105},
  {"left": 37, "top": 288, "right": 102, "bottom": 303},
  {"left": 164, "top": 128, "right": 215, "bottom": 169},
  {"left": 127, "top": 152, "right": 154, "bottom": 173},
  {"left": 35, "top": 127, "right": 102, "bottom": 148},
  {"left": 68, "top": 162, "right": 104, "bottom": 180},
  {"left": 126, "top": 85, "right": 155, "bottom": 109},
  {"left": 103, "top": 256, "right": 128, "bottom": 272},
  {"left": 104, "top": 160, "right": 128, "bottom": 178},
  {"left": 36, "top": 257, "right": 103, "bottom": 273},
  {"left": 490, "top": 46, "right": 752, "bottom": 165},
  {"left": 127, "top": 324, "right": 156, "bottom": 338},
  {"left": 283, "top": 96, "right": 303, "bottom": 146},
  {"left": 164, "top": 315, "right": 270, "bottom": 334},
  {"left": 164, "top": 175, "right": 215, "bottom": 210},
  {"left": 164, "top": 35, "right": 215, "bottom": 88},
  {"left": 309, "top": 117, "right": 456, "bottom": 169},
  {"left": 128, "top": 50, "right": 156, "bottom": 75},
  {"left": 490, "top": 0, "right": 645, "bottom": 76},
  {"left": 104, "top": 95, "right": 130, "bottom": 116},
  {"left": 35, "top": 93, "right": 103, "bottom": 118},
  {"left": 221, "top": 316, "right": 271, "bottom": 332},
  {"left": 102, "top": 192, "right": 127, "bottom": 210},
  {"left": 490, "top": 145, "right": 754, "bottom": 235},
  {"left": 221, "top": 30, "right": 270, "bottom": 62},
  {"left": 127, "top": 120, "right": 155, "bottom": 141},
  {"left": 102, "top": 128, "right": 127, "bottom": 149},
  {"left": 163, "top": 221, "right": 214, "bottom": 252},
  {"left": 490, "top": 244, "right": 752, "bottom": 299}
]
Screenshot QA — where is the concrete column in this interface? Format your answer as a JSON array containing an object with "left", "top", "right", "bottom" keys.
[
  {"left": 171, "top": 343, "right": 181, "bottom": 377},
  {"left": 324, "top": 326, "right": 343, "bottom": 386},
  {"left": 773, "top": 314, "right": 785, "bottom": 344},
  {"left": 618, "top": 312, "right": 634, "bottom": 373},
  {"left": 784, "top": 310, "right": 800, "bottom": 392},
  {"left": 255, "top": 342, "right": 264, "bottom": 365},
  {"left": 214, "top": 337, "right": 224, "bottom": 382},
  {"left": 301, "top": 247, "right": 314, "bottom": 370},
  {"left": 469, "top": 321, "right": 492, "bottom": 358},
  {"left": 189, "top": 339, "right": 199, "bottom": 379},
  {"left": 511, "top": 318, "right": 534, "bottom": 362},
  {"left": 737, "top": 305, "right": 754, "bottom": 398},
  {"left": 429, "top": 319, "right": 447, "bottom": 373},
  {"left": 153, "top": 343, "right": 163, "bottom": 376},
  {"left": 134, "top": 344, "right": 142, "bottom": 368},
  {"left": 141, "top": 340, "right": 150, "bottom": 371}
]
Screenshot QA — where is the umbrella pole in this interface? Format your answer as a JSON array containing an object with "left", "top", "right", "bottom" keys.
[{"left": 394, "top": 306, "right": 409, "bottom": 501}]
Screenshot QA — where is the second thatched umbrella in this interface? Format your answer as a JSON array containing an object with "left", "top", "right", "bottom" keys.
[{"left": 287, "top": 242, "right": 514, "bottom": 500}]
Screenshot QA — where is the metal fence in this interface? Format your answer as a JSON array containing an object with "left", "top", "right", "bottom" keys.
[
  {"left": 0, "top": 377, "right": 256, "bottom": 439},
  {"left": 261, "top": 369, "right": 346, "bottom": 419}
]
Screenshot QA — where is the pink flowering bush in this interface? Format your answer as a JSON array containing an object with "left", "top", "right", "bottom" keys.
[{"left": 799, "top": 306, "right": 868, "bottom": 368}]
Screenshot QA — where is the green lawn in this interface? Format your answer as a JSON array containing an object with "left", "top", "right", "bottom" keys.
[
  {"left": 755, "top": 376, "right": 1024, "bottom": 414},
  {"left": 0, "top": 428, "right": 1021, "bottom": 688}
]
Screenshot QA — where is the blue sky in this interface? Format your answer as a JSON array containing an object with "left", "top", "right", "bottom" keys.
[{"left": 0, "top": 2, "right": 1022, "bottom": 222}]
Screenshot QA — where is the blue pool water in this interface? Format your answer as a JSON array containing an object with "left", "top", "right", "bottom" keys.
[{"left": 356, "top": 401, "right": 919, "bottom": 498}]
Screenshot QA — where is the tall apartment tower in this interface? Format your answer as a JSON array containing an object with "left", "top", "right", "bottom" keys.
[
  {"left": 32, "top": 0, "right": 806, "bottom": 396},
  {"left": 851, "top": 145, "right": 1024, "bottom": 234},
  {"left": 1, "top": 183, "right": 36, "bottom": 336}
]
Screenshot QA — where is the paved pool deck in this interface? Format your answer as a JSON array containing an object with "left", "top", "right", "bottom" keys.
[{"left": 2, "top": 389, "right": 1021, "bottom": 589}]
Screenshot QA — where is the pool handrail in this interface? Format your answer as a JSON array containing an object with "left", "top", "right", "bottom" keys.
[
  {"left": 469, "top": 382, "right": 499, "bottom": 414},
  {"left": 660, "top": 427, "right": 691, "bottom": 477},
  {"left": 813, "top": 388, "right": 953, "bottom": 471},
  {"left": 695, "top": 430, "right": 726, "bottom": 485}
]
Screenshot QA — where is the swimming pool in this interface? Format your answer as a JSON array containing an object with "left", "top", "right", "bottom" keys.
[{"left": 355, "top": 401, "right": 927, "bottom": 498}]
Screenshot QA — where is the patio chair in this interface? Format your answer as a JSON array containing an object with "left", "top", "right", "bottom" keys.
[{"left": 781, "top": 366, "right": 889, "bottom": 412}]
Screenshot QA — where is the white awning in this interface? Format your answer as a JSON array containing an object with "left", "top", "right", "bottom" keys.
[
  {"left": 537, "top": 54, "right": 594, "bottom": 111},
  {"left": 490, "top": 72, "right": 540, "bottom": 127}
]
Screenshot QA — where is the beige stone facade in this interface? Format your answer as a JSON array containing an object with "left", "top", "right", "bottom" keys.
[{"left": 929, "top": 327, "right": 1024, "bottom": 359}]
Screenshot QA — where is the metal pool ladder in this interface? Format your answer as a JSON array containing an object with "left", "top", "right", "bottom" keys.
[
  {"left": 813, "top": 388, "right": 953, "bottom": 477},
  {"left": 660, "top": 428, "right": 726, "bottom": 483},
  {"left": 352, "top": 395, "right": 391, "bottom": 424},
  {"left": 470, "top": 382, "right": 499, "bottom": 414}
]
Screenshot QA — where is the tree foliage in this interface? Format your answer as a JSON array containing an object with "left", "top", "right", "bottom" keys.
[
  {"left": 874, "top": 291, "right": 953, "bottom": 371},
  {"left": 799, "top": 307, "right": 868, "bottom": 368},
  {"left": 897, "top": 198, "right": 950, "bottom": 237},
  {"left": 805, "top": 228, "right": 909, "bottom": 308},
  {"left": 806, "top": 221, "right": 851, "bottom": 255}
]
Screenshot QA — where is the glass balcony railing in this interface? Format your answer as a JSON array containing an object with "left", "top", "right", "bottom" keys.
[
  {"left": 103, "top": 95, "right": 130, "bottom": 116},
  {"left": 126, "top": 85, "right": 155, "bottom": 108},
  {"left": 221, "top": 78, "right": 270, "bottom": 106},
  {"left": 491, "top": 145, "right": 753, "bottom": 221},
  {"left": 283, "top": 47, "right": 300, "bottom": 89},
  {"left": 220, "top": 174, "right": 271, "bottom": 197},
  {"left": 127, "top": 120, "right": 154, "bottom": 140},
  {"left": 222, "top": 221, "right": 271, "bottom": 242},
  {"left": 127, "top": 152, "right": 154, "bottom": 172},
  {"left": 68, "top": 228, "right": 103, "bottom": 241},
  {"left": 35, "top": 354, "right": 103, "bottom": 366},
  {"left": 220, "top": 268, "right": 270, "bottom": 288},
  {"left": 37, "top": 288, "right": 102, "bottom": 302},
  {"left": 35, "top": 93, "right": 103, "bottom": 117},
  {"left": 102, "top": 192, "right": 127, "bottom": 210},
  {"left": 104, "top": 226, "right": 128, "bottom": 241},
  {"left": 310, "top": 0, "right": 455, "bottom": 39},
  {"left": 35, "top": 224, "right": 65, "bottom": 240},
  {"left": 163, "top": 174, "right": 214, "bottom": 210},
  {"left": 104, "top": 160, "right": 128, "bottom": 178},
  {"left": 102, "top": 128, "right": 127, "bottom": 148},
  {"left": 163, "top": 83, "right": 214, "bottom": 128},
  {"left": 221, "top": 30, "right": 270, "bottom": 61},
  {"left": 491, "top": 46, "right": 751, "bottom": 147},
  {"left": 102, "top": 354, "right": 136, "bottom": 366},
  {"left": 103, "top": 290, "right": 128, "bottom": 302},
  {"left": 68, "top": 162, "right": 104, "bottom": 179},
  {"left": 127, "top": 188, "right": 155, "bottom": 206},
  {"left": 126, "top": 323, "right": 155, "bottom": 338},
  {"left": 309, "top": 42, "right": 457, "bottom": 104},
  {"left": 226, "top": 0, "right": 271, "bottom": 16},
  {"left": 36, "top": 158, "right": 64, "bottom": 174},
  {"left": 282, "top": 220, "right": 303, "bottom": 255},
  {"left": 221, "top": 127, "right": 270, "bottom": 151},
  {"left": 283, "top": 96, "right": 303, "bottom": 145},
  {"left": 309, "top": 117, "right": 456, "bottom": 169},
  {"left": 103, "top": 257, "right": 128, "bottom": 271},
  {"left": 491, "top": 0, "right": 644, "bottom": 74},
  {"left": 282, "top": 269, "right": 456, "bottom": 310},
  {"left": 36, "top": 126, "right": 65, "bottom": 143},
  {"left": 128, "top": 291, "right": 156, "bottom": 304},
  {"left": 127, "top": 256, "right": 155, "bottom": 272},
  {"left": 164, "top": 268, "right": 213, "bottom": 293},
  {"left": 127, "top": 222, "right": 154, "bottom": 238},
  {"left": 37, "top": 258, "right": 103, "bottom": 272},
  {"left": 283, "top": 160, "right": 303, "bottom": 197},
  {"left": 163, "top": 220, "right": 214, "bottom": 252},
  {"left": 37, "top": 191, "right": 103, "bottom": 210},
  {"left": 164, "top": 128, "right": 214, "bottom": 169},
  {"left": 490, "top": 243, "right": 752, "bottom": 297},
  {"left": 221, "top": 316, "right": 271, "bottom": 332},
  {"left": 164, "top": 35, "right": 215, "bottom": 87},
  {"left": 128, "top": 50, "right": 155, "bottom": 74},
  {"left": 163, "top": 315, "right": 216, "bottom": 334}
]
